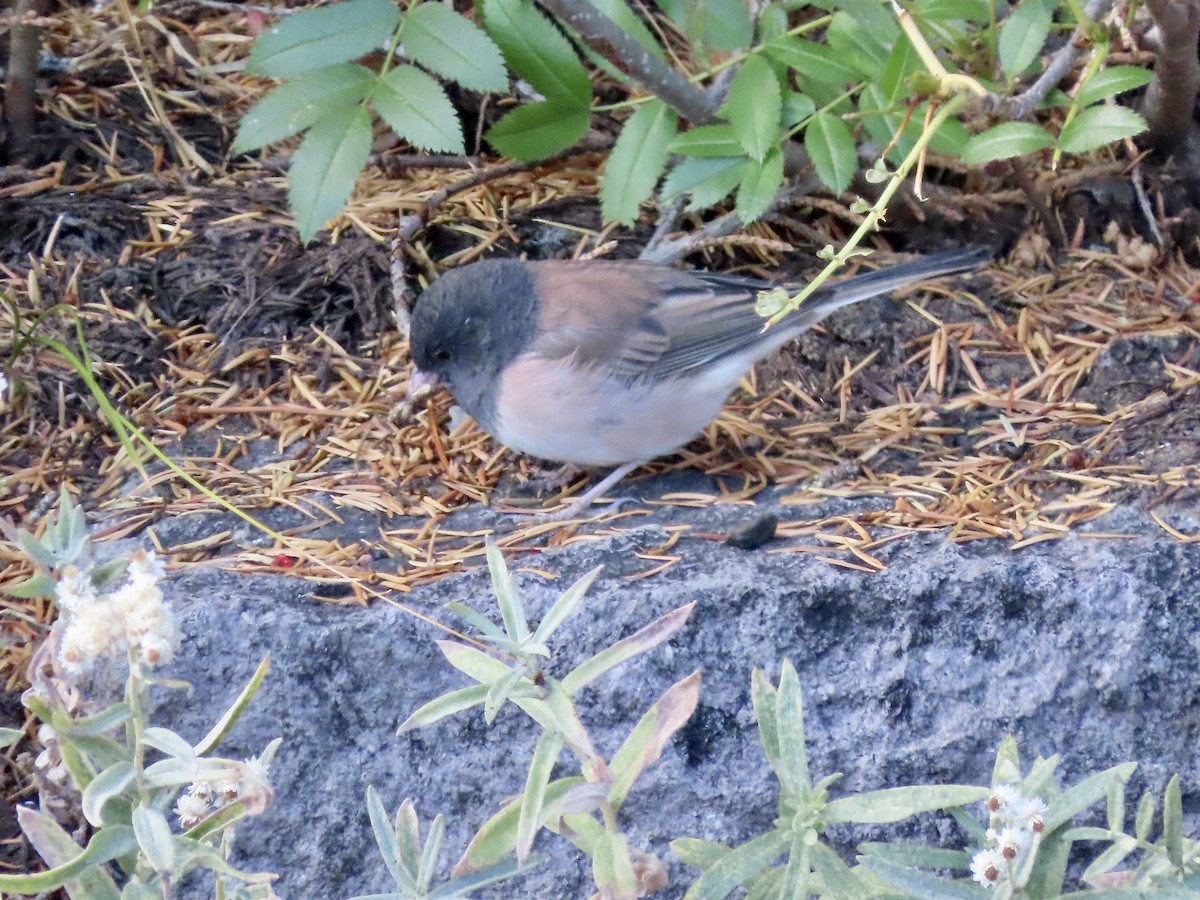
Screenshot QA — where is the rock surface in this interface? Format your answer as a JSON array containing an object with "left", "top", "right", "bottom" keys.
[{"left": 149, "top": 491, "right": 1200, "bottom": 899}]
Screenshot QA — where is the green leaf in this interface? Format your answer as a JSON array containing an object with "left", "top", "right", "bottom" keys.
[
  {"left": 912, "top": 0, "right": 991, "bottom": 23},
  {"left": 804, "top": 111, "right": 856, "bottom": 194},
  {"left": 195, "top": 655, "right": 270, "bottom": 756},
  {"left": 826, "top": 785, "right": 991, "bottom": 824},
  {"left": 773, "top": 660, "right": 809, "bottom": 797},
  {"left": 809, "top": 842, "right": 871, "bottom": 898},
  {"left": 132, "top": 806, "right": 176, "bottom": 872},
  {"left": 234, "top": 64, "right": 375, "bottom": 153},
  {"left": 4, "top": 571, "right": 56, "bottom": 598},
  {"left": 704, "top": 0, "right": 754, "bottom": 50},
  {"left": 592, "top": 831, "right": 638, "bottom": 898},
  {"left": 482, "top": 0, "right": 590, "bottom": 108},
  {"left": 998, "top": 0, "right": 1051, "bottom": 79},
  {"left": 1134, "top": 790, "right": 1156, "bottom": 843},
  {"left": 81, "top": 761, "right": 136, "bottom": 826},
  {"left": 858, "top": 841, "right": 971, "bottom": 869},
  {"left": 961, "top": 122, "right": 1054, "bottom": 163},
  {"left": 375, "top": 65, "right": 464, "bottom": 153},
  {"left": 366, "top": 787, "right": 411, "bottom": 890},
  {"left": 585, "top": 0, "right": 664, "bottom": 58},
  {"left": 602, "top": 101, "right": 677, "bottom": 224},
  {"left": 1076, "top": 66, "right": 1156, "bottom": 106},
  {"left": 661, "top": 157, "right": 745, "bottom": 210},
  {"left": 486, "top": 101, "right": 591, "bottom": 163},
  {"left": 2, "top": 811, "right": 132, "bottom": 896},
  {"left": 1057, "top": 105, "right": 1147, "bottom": 154},
  {"left": 0, "top": 727, "right": 22, "bottom": 748},
  {"left": 1164, "top": 774, "right": 1183, "bottom": 868},
  {"left": 1044, "top": 762, "right": 1137, "bottom": 832},
  {"left": 827, "top": 8, "right": 894, "bottom": 77},
  {"left": 763, "top": 36, "right": 862, "bottom": 85},
  {"left": 607, "top": 671, "right": 701, "bottom": 811},
  {"left": 400, "top": 3, "right": 507, "bottom": 92},
  {"left": 486, "top": 540, "right": 529, "bottom": 643},
  {"left": 141, "top": 727, "right": 196, "bottom": 762},
  {"left": 862, "top": 856, "right": 988, "bottom": 898},
  {"left": 516, "top": 732, "right": 563, "bottom": 864},
  {"left": 723, "top": 56, "right": 781, "bottom": 162},
  {"left": 288, "top": 104, "right": 373, "bottom": 243},
  {"left": 751, "top": 668, "right": 780, "bottom": 775},
  {"left": 246, "top": 0, "right": 401, "bottom": 78},
  {"left": 530, "top": 565, "right": 602, "bottom": 648},
  {"left": 1081, "top": 834, "right": 1138, "bottom": 884},
  {"left": 670, "top": 125, "right": 745, "bottom": 158},
  {"left": 560, "top": 603, "right": 693, "bottom": 695},
  {"left": 682, "top": 829, "right": 791, "bottom": 899},
  {"left": 782, "top": 92, "right": 816, "bottom": 128},
  {"left": 780, "top": 834, "right": 811, "bottom": 899}
]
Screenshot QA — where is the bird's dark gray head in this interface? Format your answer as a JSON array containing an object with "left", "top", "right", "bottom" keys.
[{"left": 408, "top": 258, "right": 539, "bottom": 427}]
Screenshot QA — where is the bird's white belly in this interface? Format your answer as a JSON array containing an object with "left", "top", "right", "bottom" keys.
[{"left": 494, "top": 356, "right": 745, "bottom": 466}]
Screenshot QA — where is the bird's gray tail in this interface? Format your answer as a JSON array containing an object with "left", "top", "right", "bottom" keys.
[{"left": 787, "top": 246, "right": 992, "bottom": 330}]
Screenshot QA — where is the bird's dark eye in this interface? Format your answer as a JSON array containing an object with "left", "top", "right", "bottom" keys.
[{"left": 434, "top": 349, "right": 451, "bottom": 362}]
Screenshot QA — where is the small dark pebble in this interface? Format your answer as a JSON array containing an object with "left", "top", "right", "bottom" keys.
[{"left": 725, "top": 515, "right": 778, "bottom": 550}]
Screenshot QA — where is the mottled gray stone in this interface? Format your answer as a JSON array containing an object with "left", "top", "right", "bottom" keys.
[{"left": 150, "top": 494, "right": 1200, "bottom": 899}]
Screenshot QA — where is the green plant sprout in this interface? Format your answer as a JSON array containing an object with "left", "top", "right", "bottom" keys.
[
  {"left": 398, "top": 540, "right": 697, "bottom": 899},
  {"left": 2, "top": 491, "right": 279, "bottom": 899}
]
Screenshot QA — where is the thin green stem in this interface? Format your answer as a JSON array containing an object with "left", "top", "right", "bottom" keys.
[{"left": 765, "top": 93, "right": 969, "bottom": 325}]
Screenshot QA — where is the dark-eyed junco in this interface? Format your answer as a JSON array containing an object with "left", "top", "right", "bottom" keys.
[{"left": 408, "top": 247, "right": 989, "bottom": 519}]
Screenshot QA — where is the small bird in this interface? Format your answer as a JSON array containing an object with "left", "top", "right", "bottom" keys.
[{"left": 408, "top": 247, "right": 989, "bottom": 519}]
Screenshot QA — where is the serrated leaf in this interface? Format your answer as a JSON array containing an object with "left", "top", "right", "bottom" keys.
[
  {"left": 602, "top": 101, "right": 677, "bottom": 224},
  {"left": 704, "top": 0, "right": 753, "bottom": 50},
  {"left": 401, "top": 4, "right": 507, "bottom": 92},
  {"left": 827, "top": 8, "right": 894, "bottom": 77},
  {"left": 805, "top": 111, "right": 856, "bottom": 194},
  {"left": 1057, "top": 105, "right": 1147, "bottom": 154},
  {"left": 783, "top": 92, "right": 816, "bottom": 128},
  {"left": 669, "top": 124, "right": 745, "bottom": 158},
  {"left": 246, "top": 0, "right": 401, "bottom": 79},
  {"left": 998, "top": 0, "right": 1051, "bottom": 79},
  {"left": 234, "top": 64, "right": 375, "bottom": 152},
  {"left": 723, "top": 56, "right": 781, "bottom": 162},
  {"left": 485, "top": 101, "right": 591, "bottom": 162},
  {"left": 825, "top": 785, "right": 991, "bottom": 824},
  {"left": 1077, "top": 66, "right": 1156, "bottom": 106},
  {"left": 375, "top": 65, "right": 464, "bottom": 153},
  {"left": 736, "top": 149, "right": 783, "bottom": 223},
  {"left": 763, "top": 36, "right": 864, "bottom": 85},
  {"left": 288, "top": 104, "right": 372, "bottom": 242},
  {"left": 661, "top": 157, "right": 744, "bottom": 209},
  {"left": 961, "top": 121, "right": 1054, "bottom": 163},
  {"left": 482, "top": 0, "right": 590, "bottom": 108}
]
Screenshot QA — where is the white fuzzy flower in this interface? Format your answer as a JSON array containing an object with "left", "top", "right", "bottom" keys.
[
  {"left": 55, "top": 566, "right": 97, "bottom": 614},
  {"left": 175, "top": 791, "right": 211, "bottom": 828},
  {"left": 970, "top": 846, "right": 1009, "bottom": 887}
]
